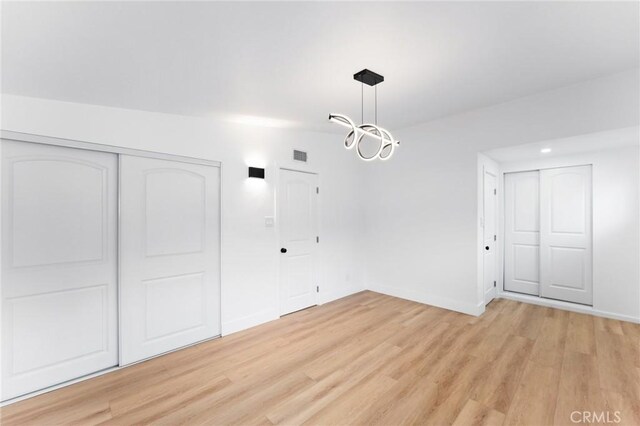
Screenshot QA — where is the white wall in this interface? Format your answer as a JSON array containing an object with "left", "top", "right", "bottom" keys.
[
  {"left": 497, "top": 144, "right": 640, "bottom": 321},
  {"left": 0, "top": 95, "right": 367, "bottom": 335},
  {"left": 362, "top": 69, "right": 639, "bottom": 316},
  {"left": 2, "top": 69, "right": 638, "bottom": 327}
]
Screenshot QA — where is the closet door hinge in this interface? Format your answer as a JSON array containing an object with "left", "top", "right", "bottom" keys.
[
  {"left": 494, "top": 281, "right": 496, "bottom": 287},
  {"left": 316, "top": 187, "right": 319, "bottom": 194},
  {"left": 316, "top": 285, "right": 319, "bottom": 293},
  {"left": 316, "top": 236, "right": 319, "bottom": 243},
  {"left": 493, "top": 188, "right": 497, "bottom": 195},
  {"left": 494, "top": 235, "right": 497, "bottom": 241}
]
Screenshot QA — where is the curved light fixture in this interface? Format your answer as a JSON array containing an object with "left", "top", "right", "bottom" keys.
[
  {"left": 328, "top": 69, "right": 400, "bottom": 161},
  {"left": 328, "top": 114, "right": 399, "bottom": 161}
]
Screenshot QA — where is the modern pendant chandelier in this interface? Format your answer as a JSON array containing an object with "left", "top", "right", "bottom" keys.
[{"left": 329, "top": 69, "right": 400, "bottom": 161}]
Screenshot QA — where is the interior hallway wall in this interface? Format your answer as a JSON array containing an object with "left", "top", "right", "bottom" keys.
[{"left": 0, "top": 95, "right": 368, "bottom": 334}]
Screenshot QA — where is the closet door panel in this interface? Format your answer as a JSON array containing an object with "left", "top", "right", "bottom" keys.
[
  {"left": 504, "top": 171, "right": 540, "bottom": 295},
  {"left": 1, "top": 140, "right": 118, "bottom": 401},
  {"left": 540, "top": 165, "right": 592, "bottom": 305},
  {"left": 119, "top": 155, "right": 220, "bottom": 365}
]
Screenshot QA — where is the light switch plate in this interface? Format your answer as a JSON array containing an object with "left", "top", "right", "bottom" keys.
[{"left": 265, "top": 216, "right": 275, "bottom": 227}]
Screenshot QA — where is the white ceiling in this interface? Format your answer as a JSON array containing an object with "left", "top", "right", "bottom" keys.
[
  {"left": 484, "top": 126, "right": 640, "bottom": 163},
  {"left": 2, "top": 1, "right": 638, "bottom": 132}
]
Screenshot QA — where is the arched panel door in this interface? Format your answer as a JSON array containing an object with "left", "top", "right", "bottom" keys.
[
  {"left": 119, "top": 155, "right": 221, "bottom": 365},
  {"left": 1, "top": 140, "right": 118, "bottom": 401},
  {"left": 540, "top": 165, "right": 592, "bottom": 305}
]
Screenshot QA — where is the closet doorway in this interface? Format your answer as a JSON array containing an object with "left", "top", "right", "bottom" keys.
[
  {"left": 1, "top": 141, "right": 119, "bottom": 400},
  {"left": 119, "top": 155, "right": 221, "bottom": 365},
  {"left": 504, "top": 165, "right": 593, "bottom": 305},
  {"left": 0, "top": 134, "right": 221, "bottom": 401}
]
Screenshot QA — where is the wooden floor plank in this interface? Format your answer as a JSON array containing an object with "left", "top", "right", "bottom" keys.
[
  {"left": 472, "top": 334, "right": 533, "bottom": 414},
  {"left": 595, "top": 329, "right": 640, "bottom": 400},
  {"left": 529, "top": 313, "right": 569, "bottom": 369},
  {"left": 510, "top": 303, "right": 547, "bottom": 341},
  {"left": 553, "top": 349, "right": 611, "bottom": 426},
  {"left": 565, "top": 312, "right": 597, "bottom": 355},
  {"left": 452, "top": 399, "right": 506, "bottom": 426},
  {"left": 503, "top": 360, "right": 560, "bottom": 426},
  {"left": 1, "top": 291, "right": 638, "bottom": 426},
  {"left": 594, "top": 316, "right": 624, "bottom": 336},
  {"left": 352, "top": 372, "right": 439, "bottom": 426},
  {"left": 266, "top": 342, "right": 402, "bottom": 425}
]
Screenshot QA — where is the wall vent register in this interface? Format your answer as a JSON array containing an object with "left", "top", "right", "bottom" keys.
[{"left": 293, "top": 150, "right": 307, "bottom": 162}]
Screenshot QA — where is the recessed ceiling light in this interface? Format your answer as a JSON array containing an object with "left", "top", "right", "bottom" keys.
[{"left": 541, "top": 148, "right": 551, "bottom": 153}]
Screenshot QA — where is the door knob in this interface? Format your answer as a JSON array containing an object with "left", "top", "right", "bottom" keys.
[
  {"left": 280, "top": 248, "right": 287, "bottom": 253},
  {"left": 485, "top": 246, "right": 490, "bottom": 251}
]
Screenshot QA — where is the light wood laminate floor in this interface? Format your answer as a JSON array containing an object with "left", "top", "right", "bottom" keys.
[{"left": 1, "top": 291, "right": 639, "bottom": 425}]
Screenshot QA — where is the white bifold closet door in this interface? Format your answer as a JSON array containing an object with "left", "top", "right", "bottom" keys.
[
  {"left": 119, "top": 155, "right": 221, "bottom": 365},
  {"left": 504, "top": 165, "right": 592, "bottom": 305},
  {"left": 504, "top": 171, "right": 541, "bottom": 296},
  {"left": 1, "top": 141, "right": 118, "bottom": 401},
  {"left": 539, "top": 165, "right": 592, "bottom": 305}
]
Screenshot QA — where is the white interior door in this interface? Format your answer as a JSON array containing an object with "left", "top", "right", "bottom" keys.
[
  {"left": 504, "top": 171, "right": 541, "bottom": 296},
  {"left": 483, "top": 168, "right": 498, "bottom": 304},
  {"left": 1, "top": 141, "right": 118, "bottom": 401},
  {"left": 119, "top": 155, "right": 220, "bottom": 365},
  {"left": 278, "top": 169, "right": 318, "bottom": 316},
  {"left": 540, "top": 165, "right": 592, "bottom": 305}
]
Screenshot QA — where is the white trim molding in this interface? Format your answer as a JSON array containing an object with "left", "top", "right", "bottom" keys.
[
  {"left": 498, "top": 291, "right": 640, "bottom": 324},
  {"left": 0, "top": 130, "right": 221, "bottom": 168},
  {"left": 374, "top": 286, "right": 485, "bottom": 317},
  {"left": 221, "top": 309, "right": 279, "bottom": 336}
]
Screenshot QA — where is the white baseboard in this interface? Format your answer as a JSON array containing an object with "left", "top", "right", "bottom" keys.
[
  {"left": 221, "top": 285, "right": 365, "bottom": 336},
  {"left": 320, "top": 284, "right": 365, "bottom": 305},
  {"left": 221, "top": 309, "right": 279, "bottom": 336},
  {"left": 374, "top": 285, "right": 483, "bottom": 316},
  {"left": 498, "top": 292, "right": 640, "bottom": 324},
  {"left": 1, "top": 334, "right": 221, "bottom": 406},
  {"left": 477, "top": 300, "right": 486, "bottom": 315}
]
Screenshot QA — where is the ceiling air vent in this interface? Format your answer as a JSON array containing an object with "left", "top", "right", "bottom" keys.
[{"left": 293, "top": 150, "right": 308, "bottom": 162}]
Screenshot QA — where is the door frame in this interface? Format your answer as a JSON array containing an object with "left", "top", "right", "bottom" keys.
[
  {"left": 483, "top": 165, "right": 499, "bottom": 305},
  {"left": 275, "top": 166, "right": 320, "bottom": 316},
  {"left": 0, "top": 130, "right": 223, "bottom": 405},
  {"left": 477, "top": 154, "right": 500, "bottom": 309}
]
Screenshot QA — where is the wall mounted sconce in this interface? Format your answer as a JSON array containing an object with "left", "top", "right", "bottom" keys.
[{"left": 248, "top": 167, "right": 265, "bottom": 179}]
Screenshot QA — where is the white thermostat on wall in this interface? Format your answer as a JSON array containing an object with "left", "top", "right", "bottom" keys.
[{"left": 265, "top": 216, "right": 275, "bottom": 227}]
